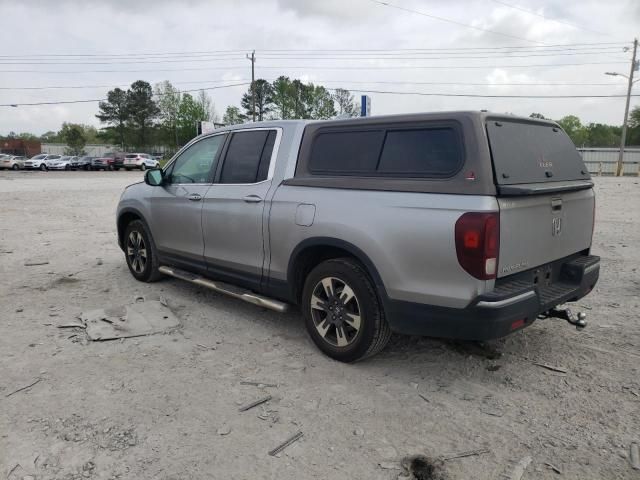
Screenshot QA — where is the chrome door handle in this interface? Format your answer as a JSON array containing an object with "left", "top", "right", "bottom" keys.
[
  {"left": 187, "top": 193, "right": 202, "bottom": 201},
  {"left": 243, "top": 195, "right": 263, "bottom": 203}
]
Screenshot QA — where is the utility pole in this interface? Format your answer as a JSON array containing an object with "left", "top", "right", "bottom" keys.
[
  {"left": 617, "top": 38, "right": 638, "bottom": 176},
  {"left": 246, "top": 50, "right": 256, "bottom": 122}
]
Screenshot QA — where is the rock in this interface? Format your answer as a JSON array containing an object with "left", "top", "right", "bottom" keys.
[
  {"left": 353, "top": 427, "right": 364, "bottom": 436},
  {"left": 217, "top": 425, "right": 231, "bottom": 436}
]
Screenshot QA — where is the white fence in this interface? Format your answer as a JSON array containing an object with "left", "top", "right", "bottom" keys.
[
  {"left": 578, "top": 148, "right": 640, "bottom": 176},
  {"left": 41, "top": 143, "right": 118, "bottom": 157}
]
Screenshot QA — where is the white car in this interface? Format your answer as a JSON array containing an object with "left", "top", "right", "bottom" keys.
[
  {"left": 24, "top": 154, "right": 60, "bottom": 170},
  {"left": 123, "top": 153, "right": 159, "bottom": 171},
  {"left": 0, "top": 155, "right": 26, "bottom": 170},
  {"left": 48, "top": 156, "right": 73, "bottom": 170}
]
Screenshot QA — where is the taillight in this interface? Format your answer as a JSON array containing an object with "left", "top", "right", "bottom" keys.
[{"left": 455, "top": 212, "right": 500, "bottom": 280}]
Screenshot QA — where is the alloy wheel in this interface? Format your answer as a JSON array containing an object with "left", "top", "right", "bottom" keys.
[
  {"left": 310, "top": 276, "right": 362, "bottom": 348},
  {"left": 126, "top": 230, "right": 147, "bottom": 274}
]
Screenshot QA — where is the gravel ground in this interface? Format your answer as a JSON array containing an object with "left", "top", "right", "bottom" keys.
[{"left": 0, "top": 171, "right": 638, "bottom": 480}]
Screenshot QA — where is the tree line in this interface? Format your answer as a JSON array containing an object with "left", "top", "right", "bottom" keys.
[
  {"left": 531, "top": 108, "right": 640, "bottom": 148},
  {"left": 4, "top": 80, "right": 640, "bottom": 152},
  {"left": 223, "top": 77, "right": 360, "bottom": 124}
]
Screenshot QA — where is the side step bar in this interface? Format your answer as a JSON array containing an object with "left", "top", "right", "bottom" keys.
[{"left": 158, "top": 265, "right": 289, "bottom": 313}]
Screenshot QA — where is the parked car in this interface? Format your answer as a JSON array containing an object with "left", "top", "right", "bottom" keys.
[
  {"left": 123, "top": 153, "right": 159, "bottom": 171},
  {"left": 109, "top": 152, "right": 126, "bottom": 171},
  {"left": 24, "top": 154, "right": 59, "bottom": 170},
  {"left": 48, "top": 156, "right": 73, "bottom": 170},
  {"left": 116, "top": 112, "right": 600, "bottom": 362},
  {"left": 0, "top": 155, "right": 26, "bottom": 170},
  {"left": 71, "top": 156, "right": 93, "bottom": 170},
  {"left": 90, "top": 156, "right": 114, "bottom": 171}
]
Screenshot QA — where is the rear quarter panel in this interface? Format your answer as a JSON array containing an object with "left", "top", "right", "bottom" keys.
[{"left": 268, "top": 186, "right": 498, "bottom": 308}]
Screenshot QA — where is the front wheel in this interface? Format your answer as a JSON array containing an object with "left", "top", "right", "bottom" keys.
[
  {"left": 301, "top": 258, "right": 391, "bottom": 362},
  {"left": 39, "top": 164, "right": 47, "bottom": 171},
  {"left": 124, "top": 220, "right": 162, "bottom": 282},
  {"left": 140, "top": 164, "right": 146, "bottom": 172},
  {"left": 12, "top": 164, "right": 19, "bottom": 170}
]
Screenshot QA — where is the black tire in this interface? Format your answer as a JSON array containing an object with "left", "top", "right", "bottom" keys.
[
  {"left": 12, "top": 164, "right": 19, "bottom": 170},
  {"left": 125, "top": 168, "right": 132, "bottom": 172},
  {"left": 114, "top": 167, "right": 120, "bottom": 171},
  {"left": 123, "top": 220, "right": 162, "bottom": 282},
  {"left": 301, "top": 257, "right": 391, "bottom": 362},
  {"left": 65, "top": 165, "right": 70, "bottom": 171},
  {"left": 140, "top": 164, "right": 146, "bottom": 172},
  {"left": 39, "top": 163, "right": 47, "bottom": 171}
]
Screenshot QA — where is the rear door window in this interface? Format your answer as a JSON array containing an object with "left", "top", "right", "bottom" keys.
[
  {"left": 487, "top": 120, "right": 590, "bottom": 185},
  {"left": 219, "top": 130, "right": 276, "bottom": 184}
]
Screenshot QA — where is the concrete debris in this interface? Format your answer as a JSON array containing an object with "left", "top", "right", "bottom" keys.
[
  {"left": 630, "top": 442, "right": 640, "bottom": 470},
  {"left": 507, "top": 455, "right": 532, "bottom": 480},
  {"left": 80, "top": 300, "right": 180, "bottom": 341}
]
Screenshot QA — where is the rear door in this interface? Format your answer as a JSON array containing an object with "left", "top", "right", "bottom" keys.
[
  {"left": 201, "top": 128, "right": 280, "bottom": 290},
  {"left": 486, "top": 119, "right": 594, "bottom": 277},
  {"left": 150, "top": 134, "right": 225, "bottom": 268}
]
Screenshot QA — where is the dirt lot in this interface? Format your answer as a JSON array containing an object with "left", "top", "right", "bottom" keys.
[{"left": 0, "top": 171, "right": 638, "bottom": 480}]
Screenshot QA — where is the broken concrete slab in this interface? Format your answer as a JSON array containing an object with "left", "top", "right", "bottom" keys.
[{"left": 80, "top": 300, "right": 180, "bottom": 341}]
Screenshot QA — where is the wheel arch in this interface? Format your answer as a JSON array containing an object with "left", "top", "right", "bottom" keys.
[
  {"left": 117, "top": 208, "right": 148, "bottom": 250},
  {"left": 286, "top": 237, "right": 387, "bottom": 305}
]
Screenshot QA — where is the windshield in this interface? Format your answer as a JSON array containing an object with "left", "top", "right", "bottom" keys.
[
  {"left": 486, "top": 119, "right": 591, "bottom": 185},
  {"left": 32, "top": 154, "right": 46, "bottom": 159}
]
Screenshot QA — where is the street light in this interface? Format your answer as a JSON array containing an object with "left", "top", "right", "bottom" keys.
[{"left": 605, "top": 38, "right": 638, "bottom": 176}]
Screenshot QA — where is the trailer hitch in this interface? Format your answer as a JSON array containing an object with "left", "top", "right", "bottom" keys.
[{"left": 539, "top": 307, "right": 587, "bottom": 330}]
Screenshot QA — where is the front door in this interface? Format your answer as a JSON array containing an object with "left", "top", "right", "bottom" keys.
[
  {"left": 202, "top": 128, "right": 280, "bottom": 291},
  {"left": 150, "top": 134, "right": 226, "bottom": 270}
]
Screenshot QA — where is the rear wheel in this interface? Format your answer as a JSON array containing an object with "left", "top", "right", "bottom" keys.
[
  {"left": 124, "top": 220, "right": 162, "bottom": 282},
  {"left": 301, "top": 258, "right": 391, "bottom": 362},
  {"left": 11, "top": 164, "right": 19, "bottom": 170}
]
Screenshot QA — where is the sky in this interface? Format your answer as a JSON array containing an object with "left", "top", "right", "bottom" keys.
[{"left": 0, "top": 0, "right": 638, "bottom": 135}]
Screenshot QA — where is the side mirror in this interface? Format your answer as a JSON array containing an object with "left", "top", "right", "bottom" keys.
[{"left": 145, "top": 168, "right": 164, "bottom": 186}]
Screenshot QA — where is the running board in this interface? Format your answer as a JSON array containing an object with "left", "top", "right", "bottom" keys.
[{"left": 158, "top": 266, "right": 289, "bottom": 313}]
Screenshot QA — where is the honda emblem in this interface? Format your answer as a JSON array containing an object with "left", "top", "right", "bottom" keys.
[{"left": 552, "top": 217, "right": 562, "bottom": 236}]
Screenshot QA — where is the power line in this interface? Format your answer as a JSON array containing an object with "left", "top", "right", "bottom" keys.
[
  {"left": 0, "top": 82, "right": 250, "bottom": 107},
  {"left": 0, "top": 79, "right": 252, "bottom": 91},
  {"left": 329, "top": 87, "right": 640, "bottom": 99},
  {"left": 366, "top": 0, "right": 546, "bottom": 45},
  {"left": 1, "top": 42, "right": 630, "bottom": 58},
  {"left": 0, "top": 50, "right": 630, "bottom": 65},
  {"left": 4, "top": 88, "right": 637, "bottom": 108},
  {"left": 0, "top": 60, "right": 628, "bottom": 74},
  {"left": 0, "top": 79, "right": 627, "bottom": 92},
  {"left": 490, "top": 0, "right": 610, "bottom": 36}
]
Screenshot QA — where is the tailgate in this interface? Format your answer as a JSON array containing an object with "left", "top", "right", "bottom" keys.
[
  {"left": 497, "top": 189, "right": 594, "bottom": 277},
  {"left": 486, "top": 118, "right": 595, "bottom": 278}
]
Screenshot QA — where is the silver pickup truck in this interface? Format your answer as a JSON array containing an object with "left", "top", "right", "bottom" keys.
[{"left": 116, "top": 112, "right": 600, "bottom": 362}]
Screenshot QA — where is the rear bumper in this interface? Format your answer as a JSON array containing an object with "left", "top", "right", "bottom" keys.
[{"left": 385, "top": 253, "right": 600, "bottom": 341}]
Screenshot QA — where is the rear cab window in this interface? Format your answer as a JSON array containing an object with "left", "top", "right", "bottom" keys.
[
  {"left": 307, "top": 124, "right": 464, "bottom": 178},
  {"left": 486, "top": 119, "right": 590, "bottom": 186}
]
